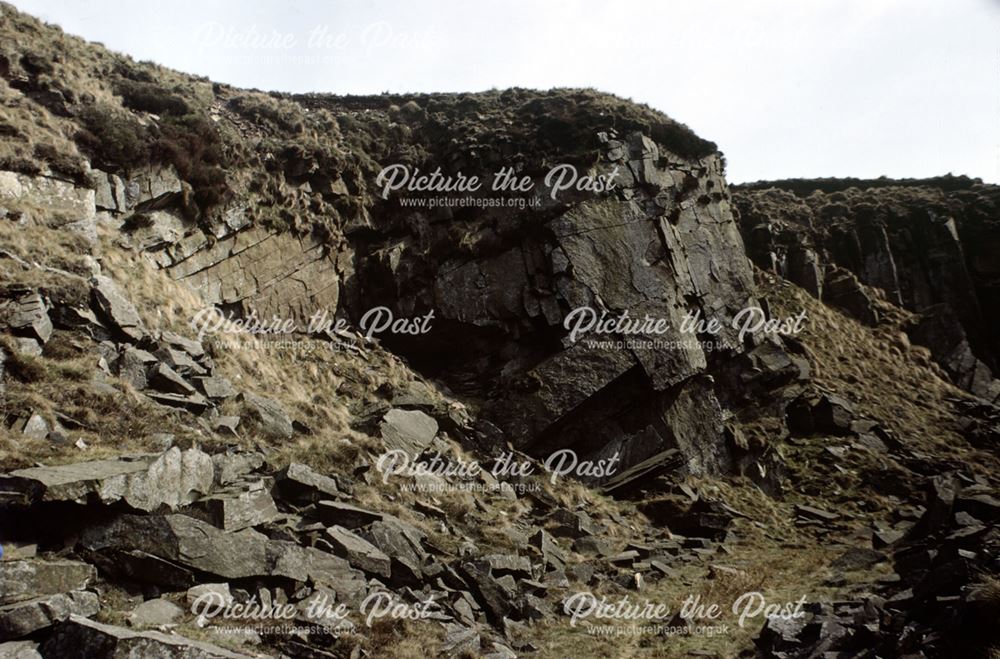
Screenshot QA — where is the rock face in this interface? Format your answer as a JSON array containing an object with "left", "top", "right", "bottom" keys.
[
  {"left": 734, "top": 179, "right": 1000, "bottom": 401},
  {"left": 335, "top": 128, "right": 759, "bottom": 478}
]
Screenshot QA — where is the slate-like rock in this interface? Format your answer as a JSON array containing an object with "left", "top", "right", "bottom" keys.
[
  {"left": 195, "top": 376, "right": 238, "bottom": 400},
  {"left": 241, "top": 392, "right": 295, "bottom": 439},
  {"left": 275, "top": 463, "right": 341, "bottom": 503},
  {"left": 186, "top": 584, "right": 233, "bottom": 609},
  {"left": 81, "top": 514, "right": 366, "bottom": 599},
  {"left": 1, "top": 292, "right": 52, "bottom": 344},
  {"left": 127, "top": 598, "right": 184, "bottom": 628},
  {"left": 0, "top": 447, "right": 213, "bottom": 511},
  {"left": 326, "top": 525, "right": 392, "bottom": 579},
  {"left": 0, "top": 560, "right": 95, "bottom": 606},
  {"left": 379, "top": 408, "right": 438, "bottom": 454},
  {"left": 42, "top": 615, "right": 252, "bottom": 658},
  {"left": 90, "top": 276, "right": 145, "bottom": 341},
  {"left": 0, "top": 591, "right": 99, "bottom": 640},
  {"left": 187, "top": 483, "right": 279, "bottom": 531},
  {"left": 315, "top": 500, "right": 384, "bottom": 529},
  {"left": 458, "top": 562, "right": 513, "bottom": 624}
]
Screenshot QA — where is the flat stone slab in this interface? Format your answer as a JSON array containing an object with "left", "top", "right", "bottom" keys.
[
  {"left": 0, "top": 591, "right": 99, "bottom": 640},
  {"left": 42, "top": 615, "right": 252, "bottom": 658},
  {"left": 0, "top": 560, "right": 96, "bottom": 606},
  {"left": 187, "top": 484, "right": 279, "bottom": 531},
  {"left": 379, "top": 408, "right": 438, "bottom": 455},
  {"left": 81, "top": 514, "right": 367, "bottom": 602},
  {"left": 275, "top": 463, "right": 341, "bottom": 503},
  {"left": 326, "top": 525, "right": 391, "bottom": 579},
  {"left": 0, "top": 447, "right": 213, "bottom": 511}
]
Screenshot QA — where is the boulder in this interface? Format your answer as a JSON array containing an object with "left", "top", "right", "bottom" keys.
[
  {"left": 0, "top": 447, "right": 213, "bottom": 511},
  {"left": 363, "top": 517, "right": 428, "bottom": 582},
  {"left": 458, "top": 561, "right": 513, "bottom": 624},
  {"left": 240, "top": 393, "right": 294, "bottom": 439},
  {"left": 90, "top": 276, "right": 145, "bottom": 341},
  {"left": 315, "top": 500, "right": 384, "bottom": 529},
  {"left": 275, "top": 463, "right": 341, "bottom": 503},
  {"left": 194, "top": 376, "right": 238, "bottom": 400},
  {"left": 379, "top": 408, "right": 438, "bottom": 454},
  {"left": 824, "top": 267, "right": 878, "bottom": 326},
  {"left": 0, "top": 560, "right": 95, "bottom": 606},
  {"left": 185, "top": 584, "right": 233, "bottom": 609},
  {"left": 813, "top": 394, "right": 855, "bottom": 435},
  {"left": 81, "top": 514, "right": 366, "bottom": 598},
  {"left": 326, "top": 525, "right": 392, "bottom": 579},
  {"left": 0, "top": 591, "right": 99, "bottom": 640},
  {"left": 187, "top": 484, "right": 279, "bottom": 531},
  {"left": 1, "top": 292, "right": 52, "bottom": 344},
  {"left": 42, "top": 615, "right": 251, "bottom": 658},
  {"left": 0, "top": 641, "right": 40, "bottom": 659},
  {"left": 127, "top": 598, "right": 184, "bottom": 628},
  {"left": 115, "top": 346, "right": 157, "bottom": 390},
  {"left": 147, "top": 362, "right": 196, "bottom": 395}
]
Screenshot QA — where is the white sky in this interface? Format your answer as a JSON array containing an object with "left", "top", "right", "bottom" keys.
[{"left": 11, "top": 0, "right": 1000, "bottom": 183}]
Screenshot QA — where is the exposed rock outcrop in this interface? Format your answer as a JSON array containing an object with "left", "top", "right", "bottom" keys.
[{"left": 734, "top": 179, "right": 1000, "bottom": 401}]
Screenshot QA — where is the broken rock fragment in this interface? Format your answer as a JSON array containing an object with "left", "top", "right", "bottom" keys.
[
  {"left": 0, "top": 447, "right": 213, "bottom": 511},
  {"left": 42, "top": 615, "right": 251, "bottom": 659},
  {"left": 0, "top": 560, "right": 95, "bottom": 607}
]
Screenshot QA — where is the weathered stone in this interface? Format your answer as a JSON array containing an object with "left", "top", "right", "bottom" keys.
[
  {"left": 0, "top": 447, "right": 213, "bottom": 511},
  {"left": 0, "top": 560, "right": 95, "bottom": 606},
  {"left": 813, "top": 394, "right": 855, "bottom": 436},
  {"left": 116, "top": 346, "right": 157, "bottom": 390},
  {"left": 91, "top": 276, "right": 145, "bottom": 341},
  {"left": 10, "top": 413, "right": 48, "bottom": 440},
  {"left": 154, "top": 347, "right": 207, "bottom": 377},
  {"left": 0, "top": 640, "right": 40, "bottom": 659},
  {"left": 210, "top": 416, "right": 241, "bottom": 437},
  {"left": 148, "top": 362, "right": 196, "bottom": 395},
  {"left": 124, "top": 166, "right": 184, "bottom": 209},
  {"left": 1, "top": 293, "right": 52, "bottom": 344},
  {"left": 363, "top": 517, "right": 428, "bottom": 582},
  {"left": 186, "top": 583, "right": 233, "bottom": 609},
  {"left": 187, "top": 484, "right": 279, "bottom": 531},
  {"left": 824, "top": 267, "right": 879, "bottom": 326},
  {"left": 158, "top": 331, "right": 206, "bottom": 360},
  {"left": 794, "top": 504, "right": 840, "bottom": 523},
  {"left": 42, "top": 615, "right": 252, "bottom": 658},
  {"left": 195, "top": 376, "right": 238, "bottom": 400},
  {"left": 146, "top": 391, "right": 211, "bottom": 413},
  {"left": 547, "top": 508, "right": 595, "bottom": 539},
  {"left": 908, "top": 304, "right": 1000, "bottom": 403},
  {"left": 379, "top": 408, "right": 438, "bottom": 454},
  {"left": 81, "top": 514, "right": 366, "bottom": 598},
  {"left": 528, "top": 529, "right": 566, "bottom": 571},
  {"left": 241, "top": 392, "right": 294, "bottom": 439},
  {"left": 482, "top": 555, "right": 531, "bottom": 579},
  {"left": 87, "top": 169, "right": 125, "bottom": 212},
  {"left": 127, "top": 598, "right": 184, "bottom": 628},
  {"left": 7, "top": 338, "right": 41, "bottom": 358},
  {"left": 458, "top": 561, "right": 512, "bottom": 624},
  {"left": 0, "top": 591, "right": 99, "bottom": 640},
  {"left": 275, "top": 463, "right": 340, "bottom": 503},
  {"left": 169, "top": 225, "right": 340, "bottom": 325},
  {"left": 908, "top": 475, "right": 959, "bottom": 538},
  {"left": 315, "top": 500, "right": 384, "bottom": 529},
  {"left": 326, "top": 525, "right": 392, "bottom": 579}
]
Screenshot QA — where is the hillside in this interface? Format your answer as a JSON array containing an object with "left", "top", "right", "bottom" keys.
[{"left": 1, "top": 4, "right": 998, "bottom": 659}]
